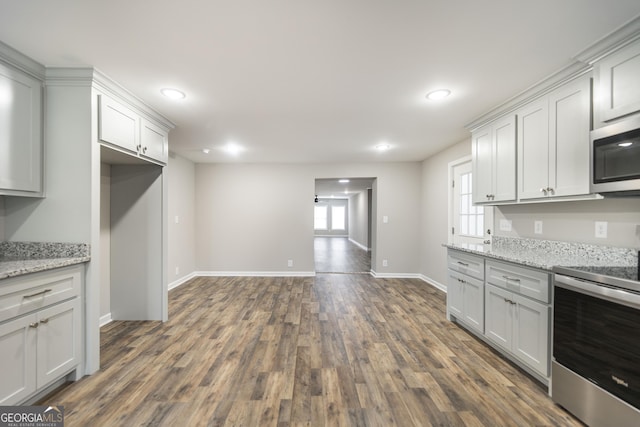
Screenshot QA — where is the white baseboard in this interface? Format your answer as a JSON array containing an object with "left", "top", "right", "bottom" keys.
[
  {"left": 369, "top": 270, "right": 421, "bottom": 279},
  {"left": 168, "top": 271, "right": 198, "bottom": 291},
  {"left": 418, "top": 274, "right": 447, "bottom": 293},
  {"left": 99, "top": 313, "right": 112, "bottom": 327},
  {"left": 195, "top": 270, "right": 316, "bottom": 277}
]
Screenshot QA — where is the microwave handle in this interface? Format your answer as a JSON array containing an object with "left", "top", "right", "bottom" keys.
[{"left": 554, "top": 274, "right": 640, "bottom": 310}]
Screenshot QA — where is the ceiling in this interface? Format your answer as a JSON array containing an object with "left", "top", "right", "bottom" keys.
[{"left": 1, "top": 1, "right": 640, "bottom": 164}]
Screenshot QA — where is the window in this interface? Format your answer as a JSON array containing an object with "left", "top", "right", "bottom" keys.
[
  {"left": 458, "top": 172, "right": 484, "bottom": 237},
  {"left": 314, "top": 205, "right": 328, "bottom": 230},
  {"left": 331, "top": 205, "right": 345, "bottom": 230}
]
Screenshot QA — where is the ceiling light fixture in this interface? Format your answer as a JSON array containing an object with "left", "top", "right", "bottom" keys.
[
  {"left": 426, "top": 89, "right": 451, "bottom": 100},
  {"left": 202, "top": 148, "right": 210, "bottom": 154},
  {"left": 376, "top": 143, "right": 391, "bottom": 151},
  {"left": 339, "top": 179, "right": 350, "bottom": 183},
  {"left": 160, "top": 88, "right": 186, "bottom": 100},
  {"left": 224, "top": 143, "right": 243, "bottom": 155}
]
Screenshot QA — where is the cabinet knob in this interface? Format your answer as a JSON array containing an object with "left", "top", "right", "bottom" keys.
[
  {"left": 29, "top": 322, "right": 39, "bottom": 328},
  {"left": 547, "top": 187, "right": 554, "bottom": 195},
  {"left": 40, "top": 318, "right": 49, "bottom": 324},
  {"left": 143, "top": 146, "right": 148, "bottom": 153},
  {"left": 486, "top": 194, "right": 491, "bottom": 199}
]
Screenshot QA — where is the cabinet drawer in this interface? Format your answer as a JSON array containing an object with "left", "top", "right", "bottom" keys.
[
  {"left": 0, "top": 265, "right": 82, "bottom": 324},
  {"left": 486, "top": 260, "right": 550, "bottom": 303},
  {"left": 447, "top": 250, "right": 485, "bottom": 280}
]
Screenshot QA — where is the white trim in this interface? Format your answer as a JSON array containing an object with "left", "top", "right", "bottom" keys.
[
  {"left": 195, "top": 270, "right": 316, "bottom": 277},
  {"left": 99, "top": 313, "right": 112, "bottom": 328},
  {"left": 418, "top": 274, "right": 447, "bottom": 293},
  {"left": 168, "top": 272, "right": 198, "bottom": 291},
  {"left": 369, "top": 270, "right": 421, "bottom": 279},
  {"left": 348, "top": 238, "right": 369, "bottom": 251}
]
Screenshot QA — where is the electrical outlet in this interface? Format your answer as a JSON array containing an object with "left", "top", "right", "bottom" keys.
[
  {"left": 175, "top": 266, "right": 180, "bottom": 276},
  {"left": 175, "top": 215, "right": 180, "bottom": 224},
  {"left": 287, "top": 259, "right": 293, "bottom": 268},
  {"left": 595, "top": 221, "right": 608, "bottom": 238},
  {"left": 534, "top": 220, "right": 543, "bottom": 234},
  {"left": 499, "top": 219, "right": 512, "bottom": 232},
  {"left": 383, "top": 216, "right": 389, "bottom": 224},
  {"left": 382, "top": 259, "right": 388, "bottom": 267}
]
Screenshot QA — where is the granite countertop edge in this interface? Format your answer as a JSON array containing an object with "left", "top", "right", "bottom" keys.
[
  {"left": 0, "top": 256, "right": 91, "bottom": 280},
  {"left": 0, "top": 242, "right": 91, "bottom": 280},
  {"left": 444, "top": 236, "right": 638, "bottom": 272}
]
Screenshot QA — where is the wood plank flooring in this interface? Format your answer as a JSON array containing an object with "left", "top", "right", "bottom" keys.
[
  {"left": 314, "top": 237, "right": 371, "bottom": 273},
  {"left": 40, "top": 275, "right": 582, "bottom": 426}
]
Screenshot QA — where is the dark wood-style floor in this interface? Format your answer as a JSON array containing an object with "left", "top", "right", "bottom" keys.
[
  {"left": 314, "top": 237, "right": 371, "bottom": 273},
  {"left": 41, "top": 274, "right": 581, "bottom": 426}
]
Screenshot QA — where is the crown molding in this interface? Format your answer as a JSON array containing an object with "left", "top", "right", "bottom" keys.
[
  {"left": 45, "top": 67, "right": 175, "bottom": 131},
  {"left": 466, "top": 14, "right": 640, "bottom": 131},
  {"left": 0, "top": 40, "right": 45, "bottom": 80}
]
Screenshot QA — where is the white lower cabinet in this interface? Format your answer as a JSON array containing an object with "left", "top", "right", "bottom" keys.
[
  {"left": 485, "top": 284, "right": 550, "bottom": 377},
  {"left": 447, "top": 251, "right": 485, "bottom": 334},
  {"left": 0, "top": 266, "right": 83, "bottom": 405}
]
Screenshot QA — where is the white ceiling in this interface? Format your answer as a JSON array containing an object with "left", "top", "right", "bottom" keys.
[{"left": 1, "top": 1, "right": 640, "bottom": 164}]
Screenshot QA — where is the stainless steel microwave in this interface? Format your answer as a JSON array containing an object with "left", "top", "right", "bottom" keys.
[{"left": 590, "top": 115, "right": 640, "bottom": 196}]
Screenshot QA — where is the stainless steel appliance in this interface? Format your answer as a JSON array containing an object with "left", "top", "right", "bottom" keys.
[
  {"left": 552, "top": 265, "right": 640, "bottom": 427},
  {"left": 590, "top": 115, "right": 640, "bottom": 196}
]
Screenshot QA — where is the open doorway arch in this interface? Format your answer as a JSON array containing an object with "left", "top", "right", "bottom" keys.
[{"left": 314, "top": 177, "right": 376, "bottom": 274}]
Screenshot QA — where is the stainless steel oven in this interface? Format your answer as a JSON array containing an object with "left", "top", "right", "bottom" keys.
[
  {"left": 590, "top": 115, "right": 640, "bottom": 196},
  {"left": 552, "top": 266, "right": 640, "bottom": 427}
]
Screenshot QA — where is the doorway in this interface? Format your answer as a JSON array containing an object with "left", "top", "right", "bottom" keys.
[
  {"left": 448, "top": 157, "right": 493, "bottom": 248},
  {"left": 314, "top": 178, "right": 375, "bottom": 273}
]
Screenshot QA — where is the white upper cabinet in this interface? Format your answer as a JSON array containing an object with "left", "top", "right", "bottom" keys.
[
  {"left": 518, "top": 75, "right": 591, "bottom": 201},
  {"left": 597, "top": 40, "right": 640, "bottom": 123},
  {"left": 98, "top": 94, "right": 169, "bottom": 165},
  {"left": 0, "top": 62, "right": 43, "bottom": 196},
  {"left": 472, "top": 115, "right": 516, "bottom": 204},
  {"left": 140, "top": 118, "right": 168, "bottom": 164}
]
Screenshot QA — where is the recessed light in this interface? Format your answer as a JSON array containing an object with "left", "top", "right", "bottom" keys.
[
  {"left": 202, "top": 148, "right": 210, "bottom": 154},
  {"left": 376, "top": 144, "right": 391, "bottom": 151},
  {"left": 426, "top": 89, "right": 451, "bottom": 100},
  {"left": 160, "top": 88, "right": 186, "bottom": 100},
  {"left": 339, "top": 179, "right": 350, "bottom": 183},
  {"left": 224, "top": 143, "right": 243, "bottom": 155}
]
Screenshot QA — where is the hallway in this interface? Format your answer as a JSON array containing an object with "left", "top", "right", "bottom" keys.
[{"left": 314, "top": 237, "right": 371, "bottom": 273}]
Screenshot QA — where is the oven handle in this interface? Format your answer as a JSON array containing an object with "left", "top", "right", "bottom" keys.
[{"left": 555, "top": 274, "right": 640, "bottom": 310}]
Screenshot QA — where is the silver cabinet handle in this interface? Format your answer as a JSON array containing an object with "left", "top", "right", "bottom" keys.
[
  {"left": 40, "top": 318, "right": 49, "bottom": 324},
  {"left": 143, "top": 146, "right": 148, "bottom": 153},
  {"left": 457, "top": 261, "right": 469, "bottom": 267},
  {"left": 29, "top": 322, "right": 39, "bottom": 328},
  {"left": 502, "top": 275, "right": 520, "bottom": 282},
  {"left": 540, "top": 188, "right": 547, "bottom": 195},
  {"left": 23, "top": 289, "right": 52, "bottom": 298},
  {"left": 547, "top": 187, "right": 554, "bottom": 195}
]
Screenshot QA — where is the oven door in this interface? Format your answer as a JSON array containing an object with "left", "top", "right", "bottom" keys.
[{"left": 554, "top": 275, "right": 640, "bottom": 409}]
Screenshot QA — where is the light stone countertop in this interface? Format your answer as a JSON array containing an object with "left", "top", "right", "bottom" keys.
[
  {"left": 0, "top": 242, "right": 90, "bottom": 280},
  {"left": 445, "top": 236, "right": 638, "bottom": 271}
]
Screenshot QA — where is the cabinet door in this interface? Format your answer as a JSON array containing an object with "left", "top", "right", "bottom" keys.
[
  {"left": 484, "top": 284, "right": 511, "bottom": 351},
  {"left": 492, "top": 115, "right": 517, "bottom": 202},
  {"left": 549, "top": 76, "right": 591, "bottom": 198},
  {"left": 447, "top": 271, "right": 464, "bottom": 320},
  {"left": 140, "top": 119, "right": 168, "bottom": 164},
  {"left": 462, "top": 275, "right": 484, "bottom": 334},
  {"left": 472, "top": 125, "right": 493, "bottom": 204},
  {"left": 0, "top": 62, "right": 42, "bottom": 194},
  {"left": 518, "top": 98, "right": 550, "bottom": 200},
  {"left": 0, "top": 313, "right": 37, "bottom": 405},
  {"left": 512, "top": 293, "right": 549, "bottom": 377},
  {"left": 36, "top": 299, "right": 80, "bottom": 388},
  {"left": 98, "top": 94, "right": 139, "bottom": 153},
  {"left": 598, "top": 41, "right": 640, "bottom": 122}
]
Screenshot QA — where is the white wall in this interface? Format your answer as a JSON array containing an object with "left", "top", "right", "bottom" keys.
[
  {"left": 100, "top": 163, "right": 110, "bottom": 321},
  {"left": 495, "top": 199, "right": 640, "bottom": 248},
  {"left": 168, "top": 152, "right": 196, "bottom": 287},
  {"left": 420, "top": 139, "right": 471, "bottom": 289},
  {"left": 349, "top": 190, "right": 369, "bottom": 249},
  {"left": 0, "top": 197, "right": 4, "bottom": 241},
  {"left": 195, "top": 162, "right": 422, "bottom": 275}
]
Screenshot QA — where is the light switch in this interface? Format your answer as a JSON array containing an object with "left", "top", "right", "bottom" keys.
[
  {"left": 175, "top": 215, "right": 180, "bottom": 224},
  {"left": 383, "top": 216, "right": 389, "bottom": 224},
  {"left": 595, "top": 221, "right": 608, "bottom": 238},
  {"left": 534, "top": 221, "right": 543, "bottom": 234},
  {"left": 499, "top": 219, "right": 512, "bottom": 232}
]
